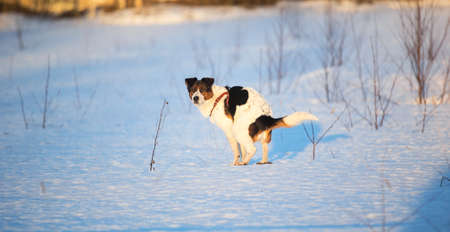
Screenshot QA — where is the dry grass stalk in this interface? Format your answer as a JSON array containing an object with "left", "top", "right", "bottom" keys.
[{"left": 150, "top": 99, "right": 168, "bottom": 172}]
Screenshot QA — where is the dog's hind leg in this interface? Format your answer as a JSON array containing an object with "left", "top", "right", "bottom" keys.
[
  {"left": 257, "top": 130, "right": 272, "bottom": 165},
  {"left": 256, "top": 142, "right": 272, "bottom": 165}
]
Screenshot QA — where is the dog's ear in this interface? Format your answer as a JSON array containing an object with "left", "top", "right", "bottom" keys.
[
  {"left": 201, "top": 77, "right": 214, "bottom": 87},
  {"left": 185, "top": 77, "right": 197, "bottom": 90}
]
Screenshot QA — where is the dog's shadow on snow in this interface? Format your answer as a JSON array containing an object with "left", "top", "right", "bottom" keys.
[{"left": 267, "top": 122, "right": 350, "bottom": 162}]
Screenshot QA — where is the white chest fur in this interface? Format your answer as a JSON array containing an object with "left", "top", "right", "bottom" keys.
[{"left": 195, "top": 85, "right": 233, "bottom": 132}]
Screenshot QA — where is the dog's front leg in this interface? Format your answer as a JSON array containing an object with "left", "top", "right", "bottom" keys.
[
  {"left": 239, "top": 143, "right": 247, "bottom": 162},
  {"left": 226, "top": 134, "right": 241, "bottom": 166}
]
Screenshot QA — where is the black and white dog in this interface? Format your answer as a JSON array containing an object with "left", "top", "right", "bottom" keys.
[{"left": 185, "top": 77, "right": 318, "bottom": 165}]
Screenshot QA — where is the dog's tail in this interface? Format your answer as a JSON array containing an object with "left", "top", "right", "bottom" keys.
[
  {"left": 250, "top": 112, "right": 318, "bottom": 141},
  {"left": 274, "top": 112, "right": 318, "bottom": 129}
]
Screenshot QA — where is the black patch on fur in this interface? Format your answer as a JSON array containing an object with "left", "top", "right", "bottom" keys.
[
  {"left": 248, "top": 115, "right": 281, "bottom": 139},
  {"left": 224, "top": 86, "right": 249, "bottom": 119},
  {"left": 201, "top": 77, "right": 214, "bottom": 87},
  {"left": 185, "top": 77, "right": 197, "bottom": 91}
]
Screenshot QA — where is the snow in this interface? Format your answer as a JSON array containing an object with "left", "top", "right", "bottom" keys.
[{"left": 0, "top": 1, "right": 449, "bottom": 231}]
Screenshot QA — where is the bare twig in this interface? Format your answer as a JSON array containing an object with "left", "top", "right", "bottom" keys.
[
  {"left": 317, "top": 109, "right": 345, "bottom": 144},
  {"left": 70, "top": 66, "right": 98, "bottom": 120},
  {"left": 420, "top": 214, "right": 442, "bottom": 232},
  {"left": 389, "top": 190, "right": 444, "bottom": 231},
  {"left": 264, "top": 7, "right": 292, "bottom": 95},
  {"left": 439, "top": 157, "right": 450, "bottom": 187},
  {"left": 421, "top": 100, "right": 428, "bottom": 133},
  {"left": 440, "top": 176, "right": 449, "bottom": 187},
  {"left": 350, "top": 13, "right": 367, "bottom": 105},
  {"left": 40, "top": 181, "right": 46, "bottom": 194},
  {"left": 316, "top": 0, "right": 347, "bottom": 103},
  {"left": 15, "top": 16, "right": 24, "bottom": 50},
  {"left": 81, "top": 83, "right": 98, "bottom": 120},
  {"left": 350, "top": 152, "right": 443, "bottom": 232},
  {"left": 398, "top": 0, "right": 450, "bottom": 104},
  {"left": 346, "top": 210, "right": 377, "bottom": 232},
  {"left": 379, "top": 156, "right": 389, "bottom": 232},
  {"left": 190, "top": 36, "right": 208, "bottom": 71},
  {"left": 255, "top": 48, "right": 264, "bottom": 93},
  {"left": 303, "top": 109, "right": 345, "bottom": 160},
  {"left": 438, "top": 59, "right": 449, "bottom": 104},
  {"left": 191, "top": 33, "right": 235, "bottom": 84},
  {"left": 8, "top": 56, "right": 14, "bottom": 81},
  {"left": 73, "top": 67, "right": 81, "bottom": 110},
  {"left": 17, "top": 86, "right": 28, "bottom": 129},
  {"left": 343, "top": 18, "right": 398, "bottom": 131},
  {"left": 150, "top": 99, "right": 168, "bottom": 172},
  {"left": 42, "top": 55, "right": 50, "bottom": 129},
  {"left": 418, "top": 98, "right": 441, "bottom": 133}
]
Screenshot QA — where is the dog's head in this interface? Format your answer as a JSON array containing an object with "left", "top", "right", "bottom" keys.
[{"left": 185, "top": 77, "right": 215, "bottom": 105}]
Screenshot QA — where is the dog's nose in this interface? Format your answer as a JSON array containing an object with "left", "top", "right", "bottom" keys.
[{"left": 193, "top": 96, "right": 199, "bottom": 103}]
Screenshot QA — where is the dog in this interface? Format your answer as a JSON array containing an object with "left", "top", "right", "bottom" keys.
[{"left": 185, "top": 77, "right": 318, "bottom": 165}]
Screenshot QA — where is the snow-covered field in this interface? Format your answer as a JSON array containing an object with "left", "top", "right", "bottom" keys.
[{"left": 0, "top": 1, "right": 449, "bottom": 231}]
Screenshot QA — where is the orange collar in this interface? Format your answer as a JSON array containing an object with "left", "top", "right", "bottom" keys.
[{"left": 209, "top": 91, "right": 229, "bottom": 117}]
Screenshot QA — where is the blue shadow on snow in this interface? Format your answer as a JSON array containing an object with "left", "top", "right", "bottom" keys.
[
  {"left": 269, "top": 122, "right": 350, "bottom": 162},
  {"left": 397, "top": 170, "right": 450, "bottom": 232}
]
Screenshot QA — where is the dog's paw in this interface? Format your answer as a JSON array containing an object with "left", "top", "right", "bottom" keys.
[
  {"left": 237, "top": 161, "right": 248, "bottom": 166},
  {"left": 256, "top": 161, "right": 272, "bottom": 165}
]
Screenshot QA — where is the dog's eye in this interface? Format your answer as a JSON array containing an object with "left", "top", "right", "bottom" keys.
[{"left": 200, "top": 89, "right": 205, "bottom": 93}]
